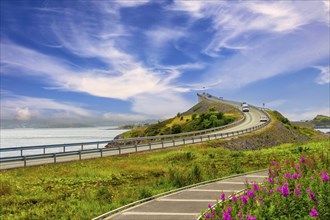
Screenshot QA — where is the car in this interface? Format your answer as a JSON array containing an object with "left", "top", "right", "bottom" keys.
[{"left": 260, "top": 116, "right": 268, "bottom": 122}]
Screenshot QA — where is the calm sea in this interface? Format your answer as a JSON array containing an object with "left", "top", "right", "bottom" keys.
[{"left": 0, "top": 127, "right": 127, "bottom": 157}]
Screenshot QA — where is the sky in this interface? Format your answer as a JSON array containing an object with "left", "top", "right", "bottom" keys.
[{"left": 0, "top": 0, "right": 329, "bottom": 125}]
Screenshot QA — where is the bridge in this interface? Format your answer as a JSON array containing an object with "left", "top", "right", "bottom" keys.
[{"left": 0, "top": 94, "right": 271, "bottom": 170}]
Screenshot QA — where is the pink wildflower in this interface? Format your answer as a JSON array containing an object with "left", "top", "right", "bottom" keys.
[
  {"left": 321, "top": 172, "right": 329, "bottom": 183},
  {"left": 220, "top": 193, "right": 226, "bottom": 201},
  {"left": 294, "top": 188, "right": 300, "bottom": 196},
  {"left": 281, "top": 183, "right": 289, "bottom": 196},
  {"left": 292, "top": 173, "right": 298, "bottom": 179},
  {"left": 253, "top": 183, "right": 260, "bottom": 191},
  {"left": 285, "top": 173, "right": 291, "bottom": 179},
  {"left": 268, "top": 177, "right": 274, "bottom": 183},
  {"left": 205, "top": 213, "right": 211, "bottom": 219},
  {"left": 307, "top": 189, "right": 317, "bottom": 202},
  {"left": 231, "top": 195, "right": 237, "bottom": 201},
  {"left": 240, "top": 195, "right": 248, "bottom": 205},
  {"left": 269, "top": 189, "right": 274, "bottom": 193},
  {"left": 208, "top": 204, "right": 212, "bottom": 209},
  {"left": 247, "top": 190, "right": 255, "bottom": 198},
  {"left": 300, "top": 157, "right": 306, "bottom": 163},
  {"left": 310, "top": 208, "right": 318, "bottom": 217}
]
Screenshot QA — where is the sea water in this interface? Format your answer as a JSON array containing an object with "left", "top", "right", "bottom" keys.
[{"left": 0, "top": 127, "right": 127, "bottom": 157}]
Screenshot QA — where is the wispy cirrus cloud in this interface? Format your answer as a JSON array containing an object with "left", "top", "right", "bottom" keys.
[
  {"left": 314, "top": 66, "right": 330, "bottom": 85},
  {"left": 1, "top": 93, "right": 93, "bottom": 121}
]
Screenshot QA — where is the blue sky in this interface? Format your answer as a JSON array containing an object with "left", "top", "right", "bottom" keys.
[{"left": 1, "top": 0, "right": 329, "bottom": 124}]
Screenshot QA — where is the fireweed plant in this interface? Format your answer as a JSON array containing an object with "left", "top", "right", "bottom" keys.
[{"left": 201, "top": 155, "right": 330, "bottom": 219}]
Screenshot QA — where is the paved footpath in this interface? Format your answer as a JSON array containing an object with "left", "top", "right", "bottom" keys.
[{"left": 105, "top": 170, "right": 268, "bottom": 220}]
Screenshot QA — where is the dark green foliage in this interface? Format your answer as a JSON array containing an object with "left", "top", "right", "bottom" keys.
[{"left": 171, "top": 124, "right": 182, "bottom": 134}]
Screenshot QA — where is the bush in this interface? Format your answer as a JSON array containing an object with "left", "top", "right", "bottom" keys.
[{"left": 171, "top": 124, "right": 182, "bottom": 134}]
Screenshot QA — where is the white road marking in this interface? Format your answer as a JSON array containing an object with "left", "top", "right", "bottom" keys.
[
  {"left": 157, "top": 199, "right": 216, "bottom": 202},
  {"left": 244, "top": 175, "right": 268, "bottom": 178},
  {"left": 188, "top": 189, "right": 238, "bottom": 192},
  {"left": 216, "top": 182, "right": 246, "bottom": 184},
  {"left": 123, "top": 212, "right": 200, "bottom": 216}
]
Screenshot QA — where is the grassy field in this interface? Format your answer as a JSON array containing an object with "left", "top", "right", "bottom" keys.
[{"left": 1, "top": 140, "right": 329, "bottom": 219}]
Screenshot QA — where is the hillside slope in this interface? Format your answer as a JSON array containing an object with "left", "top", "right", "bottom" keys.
[
  {"left": 118, "top": 98, "right": 242, "bottom": 139},
  {"left": 208, "top": 110, "right": 327, "bottom": 151}
]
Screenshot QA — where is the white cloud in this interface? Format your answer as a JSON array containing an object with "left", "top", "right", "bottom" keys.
[
  {"left": 204, "top": 27, "right": 329, "bottom": 89},
  {"left": 145, "top": 27, "right": 185, "bottom": 48},
  {"left": 15, "top": 107, "right": 32, "bottom": 121},
  {"left": 167, "top": 1, "right": 329, "bottom": 57},
  {"left": 132, "top": 92, "right": 192, "bottom": 118},
  {"left": 324, "top": 0, "right": 330, "bottom": 12},
  {"left": 1, "top": 94, "right": 93, "bottom": 121},
  {"left": 1, "top": 43, "right": 185, "bottom": 100},
  {"left": 315, "top": 66, "right": 330, "bottom": 85},
  {"left": 103, "top": 112, "right": 148, "bottom": 122},
  {"left": 115, "top": 0, "right": 149, "bottom": 8}
]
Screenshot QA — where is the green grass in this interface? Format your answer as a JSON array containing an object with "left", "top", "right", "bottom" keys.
[{"left": 1, "top": 140, "right": 329, "bottom": 219}]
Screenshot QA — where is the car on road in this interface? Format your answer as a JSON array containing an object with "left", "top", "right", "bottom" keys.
[{"left": 260, "top": 116, "right": 268, "bottom": 122}]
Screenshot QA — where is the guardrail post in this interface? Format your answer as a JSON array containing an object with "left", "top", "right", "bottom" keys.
[
  {"left": 119, "top": 147, "right": 121, "bottom": 155},
  {"left": 149, "top": 143, "right": 152, "bottom": 150},
  {"left": 172, "top": 140, "right": 175, "bottom": 147},
  {"left": 161, "top": 142, "right": 164, "bottom": 148},
  {"left": 63, "top": 146, "right": 66, "bottom": 152},
  {"left": 200, "top": 136, "right": 203, "bottom": 142},
  {"left": 183, "top": 138, "right": 185, "bottom": 144},
  {"left": 208, "top": 135, "right": 210, "bottom": 141},
  {"left": 79, "top": 151, "right": 81, "bottom": 160},
  {"left": 43, "top": 148, "right": 45, "bottom": 154},
  {"left": 192, "top": 137, "right": 195, "bottom": 143},
  {"left": 54, "top": 154, "right": 57, "bottom": 163},
  {"left": 81, "top": 145, "right": 83, "bottom": 151},
  {"left": 23, "top": 156, "right": 27, "bottom": 167},
  {"left": 21, "top": 149, "right": 23, "bottom": 157},
  {"left": 100, "top": 149, "right": 103, "bottom": 158},
  {"left": 135, "top": 145, "right": 138, "bottom": 152},
  {"left": 97, "top": 143, "right": 99, "bottom": 149}
]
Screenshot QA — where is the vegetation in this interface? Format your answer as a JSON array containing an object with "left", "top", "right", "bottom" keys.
[
  {"left": 293, "top": 115, "right": 330, "bottom": 128},
  {"left": 120, "top": 108, "right": 237, "bottom": 138},
  {"left": 201, "top": 154, "right": 330, "bottom": 219},
  {"left": 1, "top": 140, "right": 329, "bottom": 219}
]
